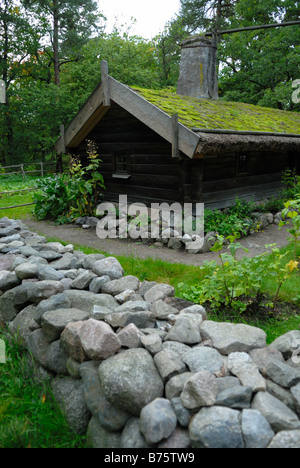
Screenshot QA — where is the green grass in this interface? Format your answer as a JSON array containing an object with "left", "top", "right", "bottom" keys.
[
  {"left": 0, "top": 192, "right": 35, "bottom": 219},
  {"left": 0, "top": 175, "right": 39, "bottom": 219},
  {"left": 0, "top": 329, "right": 86, "bottom": 448}
]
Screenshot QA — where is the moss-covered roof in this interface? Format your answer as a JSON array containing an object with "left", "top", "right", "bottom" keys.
[{"left": 132, "top": 87, "right": 300, "bottom": 135}]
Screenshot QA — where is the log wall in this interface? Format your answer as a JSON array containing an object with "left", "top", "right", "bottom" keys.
[
  {"left": 69, "top": 102, "right": 299, "bottom": 210},
  {"left": 72, "top": 102, "right": 181, "bottom": 206}
]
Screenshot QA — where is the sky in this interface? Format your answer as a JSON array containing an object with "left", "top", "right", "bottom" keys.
[{"left": 98, "top": 0, "right": 181, "bottom": 39}]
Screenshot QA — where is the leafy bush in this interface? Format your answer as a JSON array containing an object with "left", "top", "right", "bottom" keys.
[
  {"left": 33, "top": 174, "right": 75, "bottom": 224},
  {"left": 204, "top": 198, "right": 256, "bottom": 237},
  {"left": 179, "top": 235, "right": 299, "bottom": 318},
  {"left": 34, "top": 141, "right": 105, "bottom": 224},
  {"left": 69, "top": 140, "right": 105, "bottom": 218},
  {"left": 204, "top": 170, "right": 300, "bottom": 237},
  {"left": 280, "top": 169, "right": 300, "bottom": 201}
]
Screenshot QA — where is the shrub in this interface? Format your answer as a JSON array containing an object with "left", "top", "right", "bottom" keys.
[
  {"left": 33, "top": 174, "right": 75, "bottom": 224},
  {"left": 34, "top": 141, "right": 105, "bottom": 224},
  {"left": 69, "top": 140, "right": 105, "bottom": 218},
  {"left": 178, "top": 235, "right": 299, "bottom": 318},
  {"left": 204, "top": 198, "right": 256, "bottom": 237}
]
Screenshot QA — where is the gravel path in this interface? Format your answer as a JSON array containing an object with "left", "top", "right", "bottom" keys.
[{"left": 23, "top": 217, "right": 291, "bottom": 266}]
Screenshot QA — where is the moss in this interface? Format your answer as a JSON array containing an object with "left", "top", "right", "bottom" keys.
[{"left": 132, "top": 87, "right": 300, "bottom": 134}]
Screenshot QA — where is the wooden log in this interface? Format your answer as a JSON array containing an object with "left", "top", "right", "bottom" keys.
[
  {"left": 172, "top": 114, "right": 179, "bottom": 159},
  {"left": 0, "top": 171, "right": 23, "bottom": 176},
  {"left": 193, "top": 128, "right": 300, "bottom": 138},
  {"left": 0, "top": 188, "right": 37, "bottom": 195},
  {"left": 101, "top": 60, "right": 110, "bottom": 107},
  {"left": 0, "top": 203, "right": 35, "bottom": 210},
  {"left": 205, "top": 21, "right": 300, "bottom": 36}
]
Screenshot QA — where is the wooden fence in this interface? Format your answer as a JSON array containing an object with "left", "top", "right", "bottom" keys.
[
  {"left": 0, "top": 161, "right": 57, "bottom": 211},
  {"left": 0, "top": 161, "right": 57, "bottom": 179}
]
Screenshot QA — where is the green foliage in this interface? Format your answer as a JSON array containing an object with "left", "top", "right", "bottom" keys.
[
  {"left": 0, "top": 175, "right": 39, "bottom": 191},
  {"left": 223, "top": 1, "right": 300, "bottom": 110},
  {"left": 34, "top": 141, "right": 105, "bottom": 224},
  {"left": 176, "top": 0, "right": 237, "bottom": 33},
  {"left": 279, "top": 198, "right": 300, "bottom": 261},
  {"left": 170, "top": 0, "right": 300, "bottom": 110},
  {"left": 0, "top": 175, "right": 39, "bottom": 219},
  {"left": 0, "top": 327, "right": 85, "bottom": 448},
  {"left": 203, "top": 197, "right": 256, "bottom": 237},
  {"left": 179, "top": 235, "right": 300, "bottom": 317},
  {"left": 69, "top": 140, "right": 105, "bottom": 218},
  {"left": 280, "top": 169, "right": 300, "bottom": 201},
  {"left": 33, "top": 174, "right": 74, "bottom": 224}
]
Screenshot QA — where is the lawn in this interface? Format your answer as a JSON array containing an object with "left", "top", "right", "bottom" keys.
[
  {"left": 0, "top": 328, "right": 86, "bottom": 448},
  {"left": 0, "top": 175, "right": 38, "bottom": 219}
]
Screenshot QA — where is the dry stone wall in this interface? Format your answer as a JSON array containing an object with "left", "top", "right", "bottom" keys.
[
  {"left": 1, "top": 217, "right": 300, "bottom": 448},
  {"left": 76, "top": 210, "right": 281, "bottom": 254}
]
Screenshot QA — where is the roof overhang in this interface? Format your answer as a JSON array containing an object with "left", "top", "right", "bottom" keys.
[
  {"left": 56, "top": 61, "right": 300, "bottom": 159},
  {"left": 56, "top": 66, "right": 200, "bottom": 159},
  {"left": 194, "top": 130, "right": 300, "bottom": 158}
]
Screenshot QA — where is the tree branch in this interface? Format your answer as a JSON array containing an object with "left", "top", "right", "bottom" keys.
[{"left": 58, "top": 56, "right": 81, "bottom": 69}]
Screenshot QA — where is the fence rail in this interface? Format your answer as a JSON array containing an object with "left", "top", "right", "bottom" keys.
[
  {"left": 0, "top": 203, "right": 35, "bottom": 210},
  {"left": 0, "top": 187, "right": 37, "bottom": 195},
  {"left": 0, "top": 161, "right": 57, "bottom": 179},
  {"left": 0, "top": 161, "right": 58, "bottom": 211}
]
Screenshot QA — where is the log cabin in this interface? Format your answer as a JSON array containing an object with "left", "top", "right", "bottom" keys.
[{"left": 55, "top": 38, "right": 300, "bottom": 210}]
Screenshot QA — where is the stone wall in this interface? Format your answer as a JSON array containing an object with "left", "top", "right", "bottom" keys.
[
  {"left": 0, "top": 217, "right": 300, "bottom": 448},
  {"left": 76, "top": 210, "right": 281, "bottom": 254}
]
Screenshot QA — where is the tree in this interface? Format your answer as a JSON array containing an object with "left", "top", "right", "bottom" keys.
[
  {"left": 154, "top": 18, "right": 186, "bottom": 87},
  {"left": 219, "top": 0, "right": 300, "bottom": 109},
  {"left": 60, "top": 30, "right": 162, "bottom": 97},
  {"left": 177, "top": 0, "right": 237, "bottom": 34},
  {"left": 22, "top": 0, "right": 104, "bottom": 86},
  {"left": 158, "top": 1, "right": 238, "bottom": 88},
  {"left": 167, "top": 0, "right": 299, "bottom": 109},
  {"left": 0, "top": 0, "right": 39, "bottom": 164}
]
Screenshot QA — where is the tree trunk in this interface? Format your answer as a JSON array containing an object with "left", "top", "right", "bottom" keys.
[
  {"left": 53, "top": 0, "right": 60, "bottom": 86},
  {"left": 3, "top": 105, "right": 14, "bottom": 166},
  {"left": 1, "top": 0, "right": 13, "bottom": 165}
]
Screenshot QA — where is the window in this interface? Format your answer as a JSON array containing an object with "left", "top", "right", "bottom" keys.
[
  {"left": 237, "top": 154, "right": 248, "bottom": 174},
  {"left": 116, "top": 155, "right": 128, "bottom": 174},
  {"left": 113, "top": 154, "right": 131, "bottom": 179}
]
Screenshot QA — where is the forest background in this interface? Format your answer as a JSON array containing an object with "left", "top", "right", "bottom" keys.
[{"left": 0, "top": 0, "right": 299, "bottom": 167}]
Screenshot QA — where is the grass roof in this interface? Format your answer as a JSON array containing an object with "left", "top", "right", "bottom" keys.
[{"left": 132, "top": 87, "right": 300, "bottom": 135}]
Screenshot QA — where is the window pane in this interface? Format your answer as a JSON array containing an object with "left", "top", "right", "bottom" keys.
[
  {"left": 116, "top": 155, "right": 128, "bottom": 174},
  {"left": 239, "top": 154, "right": 248, "bottom": 173}
]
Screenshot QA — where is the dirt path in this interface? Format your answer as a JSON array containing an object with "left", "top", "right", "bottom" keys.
[{"left": 23, "top": 217, "right": 291, "bottom": 266}]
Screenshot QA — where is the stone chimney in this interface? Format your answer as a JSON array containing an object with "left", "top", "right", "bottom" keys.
[{"left": 177, "top": 36, "right": 218, "bottom": 100}]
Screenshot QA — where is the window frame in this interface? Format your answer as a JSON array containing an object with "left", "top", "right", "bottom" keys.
[
  {"left": 112, "top": 153, "right": 131, "bottom": 179},
  {"left": 236, "top": 153, "right": 249, "bottom": 175}
]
